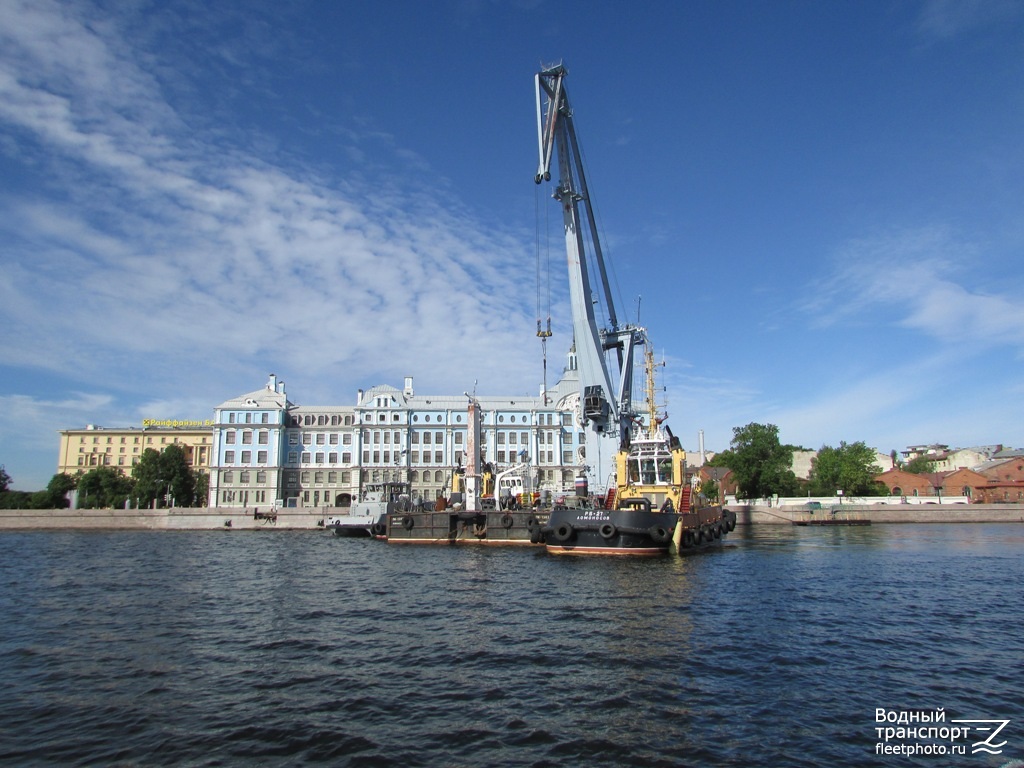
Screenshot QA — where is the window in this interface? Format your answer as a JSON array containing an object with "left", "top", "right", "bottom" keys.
[
  {"left": 301, "top": 452, "right": 311, "bottom": 463},
  {"left": 241, "top": 451, "right": 251, "bottom": 463},
  {"left": 257, "top": 451, "right": 268, "bottom": 464},
  {"left": 434, "top": 451, "right": 442, "bottom": 464},
  {"left": 329, "top": 452, "right": 338, "bottom": 464},
  {"left": 498, "top": 433, "right": 505, "bottom": 445},
  {"left": 314, "top": 471, "right": 324, "bottom": 483},
  {"left": 262, "top": 413, "right": 269, "bottom": 424},
  {"left": 229, "top": 413, "right": 236, "bottom": 424},
  {"left": 341, "top": 471, "right": 351, "bottom": 483},
  {"left": 225, "top": 431, "right": 236, "bottom": 444},
  {"left": 258, "top": 431, "right": 268, "bottom": 444},
  {"left": 245, "top": 413, "right": 252, "bottom": 424},
  {"left": 423, "top": 432, "right": 431, "bottom": 444},
  {"left": 342, "top": 452, "right": 351, "bottom": 464},
  {"left": 240, "top": 471, "right": 250, "bottom": 484},
  {"left": 223, "top": 471, "right": 234, "bottom": 483},
  {"left": 316, "top": 433, "right": 326, "bottom": 445},
  {"left": 362, "top": 450, "right": 369, "bottom": 463},
  {"left": 497, "top": 451, "right": 506, "bottom": 462},
  {"left": 455, "top": 432, "right": 463, "bottom": 445},
  {"left": 435, "top": 432, "right": 442, "bottom": 443},
  {"left": 330, "top": 434, "right": 339, "bottom": 445},
  {"left": 521, "top": 432, "right": 528, "bottom": 444},
  {"left": 509, "top": 433, "right": 517, "bottom": 444},
  {"left": 289, "top": 433, "right": 299, "bottom": 445},
  {"left": 328, "top": 471, "right": 337, "bottom": 483},
  {"left": 315, "top": 452, "right": 325, "bottom": 463},
  {"left": 242, "top": 431, "right": 252, "bottom": 444},
  {"left": 257, "top": 471, "right": 267, "bottom": 483},
  {"left": 301, "top": 471, "right": 310, "bottom": 483},
  {"left": 373, "top": 451, "right": 380, "bottom": 463},
  {"left": 224, "top": 451, "right": 235, "bottom": 463},
  {"left": 411, "top": 451, "right": 420, "bottom": 463},
  {"left": 288, "top": 451, "right": 298, "bottom": 464},
  {"left": 343, "top": 434, "right": 352, "bottom": 445}
]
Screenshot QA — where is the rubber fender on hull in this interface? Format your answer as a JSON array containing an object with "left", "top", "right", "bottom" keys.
[
  {"left": 372, "top": 522, "right": 386, "bottom": 536},
  {"left": 599, "top": 523, "right": 617, "bottom": 540},
  {"left": 500, "top": 513, "right": 515, "bottom": 529},
  {"left": 401, "top": 516, "right": 414, "bottom": 531},
  {"left": 682, "top": 530, "right": 696, "bottom": 548},
  {"left": 649, "top": 525, "right": 671, "bottom": 544},
  {"left": 553, "top": 523, "right": 574, "bottom": 542}
]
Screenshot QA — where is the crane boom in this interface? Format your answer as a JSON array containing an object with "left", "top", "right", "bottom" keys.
[{"left": 534, "top": 63, "right": 646, "bottom": 492}]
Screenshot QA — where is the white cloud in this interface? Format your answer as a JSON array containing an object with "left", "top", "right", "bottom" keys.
[
  {"left": 809, "top": 227, "right": 1024, "bottom": 349},
  {"left": 0, "top": 0, "right": 545, "bottom": 412}
]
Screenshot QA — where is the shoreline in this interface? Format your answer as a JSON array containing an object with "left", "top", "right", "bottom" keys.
[{"left": 0, "top": 504, "right": 1022, "bottom": 530}]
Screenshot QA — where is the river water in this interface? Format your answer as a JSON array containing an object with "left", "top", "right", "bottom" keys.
[{"left": 0, "top": 524, "right": 1020, "bottom": 767}]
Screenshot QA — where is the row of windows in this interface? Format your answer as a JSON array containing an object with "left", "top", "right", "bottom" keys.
[
  {"left": 289, "top": 452, "right": 353, "bottom": 465},
  {"left": 78, "top": 435, "right": 195, "bottom": 445},
  {"left": 223, "top": 450, "right": 269, "bottom": 464},
  {"left": 288, "top": 432, "right": 354, "bottom": 446},
  {"left": 222, "top": 471, "right": 269, "bottom": 484},
  {"left": 227, "top": 412, "right": 271, "bottom": 424},
  {"left": 291, "top": 414, "right": 356, "bottom": 427},
  {"left": 224, "top": 430, "right": 270, "bottom": 445}
]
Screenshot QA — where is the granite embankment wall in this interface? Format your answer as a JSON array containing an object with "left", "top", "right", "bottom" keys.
[
  {"left": 0, "top": 508, "right": 327, "bottom": 530},
  {"left": 729, "top": 504, "right": 1024, "bottom": 525},
  {"left": 1, "top": 505, "right": 1023, "bottom": 531}
]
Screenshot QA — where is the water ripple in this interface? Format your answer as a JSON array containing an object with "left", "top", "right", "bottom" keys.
[{"left": 0, "top": 525, "right": 1021, "bottom": 766}]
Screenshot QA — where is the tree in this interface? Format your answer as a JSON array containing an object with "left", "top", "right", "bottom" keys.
[
  {"left": 78, "top": 466, "right": 135, "bottom": 509},
  {"left": 193, "top": 471, "right": 209, "bottom": 508},
  {"left": 903, "top": 455, "right": 936, "bottom": 474},
  {"left": 0, "top": 465, "right": 11, "bottom": 493},
  {"left": 808, "top": 441, "right": 887, "bottom": 497},
  {"left": 132, "top": 445, "right": 196, "bottom": 507},
  {"left": 44, "top": 473, "right": 77, "bottom": 509},
  {"left": 727, "top": 423, "right": 801, "bottom": 501}
]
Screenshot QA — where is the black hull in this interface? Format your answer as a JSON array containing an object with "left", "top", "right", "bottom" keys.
[
  {"left": 386, "top": 509, "right": 548, "bottom": 545},
  {"left": 542, "top": 506, "right": 738, "bottom": 555},
  {"left": 542, "top": 506, "right": 677, "bottom": 555}
]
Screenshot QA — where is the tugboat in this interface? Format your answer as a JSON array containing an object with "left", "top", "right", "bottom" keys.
[
  {"left": 325, "top": 481, "right": 409, "bottom": 538},
  {"left": 541, "top": 346, "right": 736, "bottom": 555}
]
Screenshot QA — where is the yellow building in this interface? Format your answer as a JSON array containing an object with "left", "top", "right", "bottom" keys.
[{"left": 58, "top": 422, "right": 213, "bottom": 478}]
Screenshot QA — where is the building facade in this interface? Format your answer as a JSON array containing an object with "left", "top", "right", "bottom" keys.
[
  {"left": 58, "top": 423, "right": 213, "bottom": 477},
  {"left": 208, "top": 363, "right": 591, "bottom": 509}
]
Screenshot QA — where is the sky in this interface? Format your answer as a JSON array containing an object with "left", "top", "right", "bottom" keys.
[{"left": 1, "top": 0, "right": 1023, "bottom": 490}]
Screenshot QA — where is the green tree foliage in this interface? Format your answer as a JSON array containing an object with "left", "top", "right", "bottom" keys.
[
  {"left": 902, "top": 455, "right": 936, "bottom": 474},
  {"left": 808, "top": 441, "right": 887, "bottom": 497},
  {"left": 78, "top": 466, "right": 135, "bottom": 509},
  {"left": 727, "top": 423, "right": 802, "bottom": 500},
  {"left": 193, "top": 471, "right": 209, "bottom": 507},
  {"left": 699, "top": 477, "right": 719, "bottom": 504},
  {"left": 0, "top": 465, "right": 10, "bottom": 493},
  {"left": 132, "top": 445, "right": 197, "bottom": 507},
  {"left": 44, "top": 473, "right": 77, "bottom": 508}
]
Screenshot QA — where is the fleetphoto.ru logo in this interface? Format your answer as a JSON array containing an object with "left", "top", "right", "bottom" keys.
[{"left": 875, "top": 708, "right": 1011, "bottom": 757}]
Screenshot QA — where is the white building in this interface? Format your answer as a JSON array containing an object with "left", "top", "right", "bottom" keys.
[{"left": 208, "top": 355, "right": 591, "bottom": 509}]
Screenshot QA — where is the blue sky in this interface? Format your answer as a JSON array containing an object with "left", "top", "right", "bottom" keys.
[{"left": 2, "top": 0, "right": 1023, "bottom": 490}]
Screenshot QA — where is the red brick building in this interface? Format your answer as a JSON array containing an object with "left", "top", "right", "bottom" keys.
[
  {"left": 976, "top": 457, "right": 1024, "bottom": 503},
  {"left": 874, "top": 468, "right": 988, "bottom": 502}
]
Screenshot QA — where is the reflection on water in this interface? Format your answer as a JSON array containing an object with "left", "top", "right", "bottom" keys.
[{"left": 0, "top": 525, "right": 1021, "bottom": 766}]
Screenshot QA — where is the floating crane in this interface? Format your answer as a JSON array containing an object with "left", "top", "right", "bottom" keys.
[{"left": 534, "top": 62, "right": 647, "bottom": 493}]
